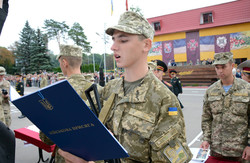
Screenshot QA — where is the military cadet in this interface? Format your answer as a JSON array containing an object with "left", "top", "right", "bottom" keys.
[
  {"left": 238, "top": 60, "right": 250, "bottom": 83},
  {"left": 39, "top": 73, "right": 48, "bottom": 88},
  {"left": 0, "top": 66, "right": 11, "bottom": 127},
  {"left": 39, "top": 44, "right": 93, "bottom": 163},
  {"left": 170, "top": 70, "right": 183, "bottom": 108},
  {"left": 59, "top": 11, "right": 192, "bottom": 163},
  {"left": 201, "top": 52, "right": 250, "bottom": 162},
  {"left": 15, "top": 73, "right": 26, "bottom": 119},
  {"left": 153, "top": 60, "right": 173, "bottom": 92}
]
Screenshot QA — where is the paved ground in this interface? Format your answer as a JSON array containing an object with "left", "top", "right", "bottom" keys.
[{"left": 9, "top": 85, "right": 207, "bottom": 163}]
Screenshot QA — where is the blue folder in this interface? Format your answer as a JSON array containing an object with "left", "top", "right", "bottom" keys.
[{"left": 12, "top": 80, "right": 129, "bottom": 161}]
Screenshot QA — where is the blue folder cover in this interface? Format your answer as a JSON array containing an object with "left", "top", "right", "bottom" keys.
[{"left": 12, "top": 80, "right": 129, "bottom": 161}]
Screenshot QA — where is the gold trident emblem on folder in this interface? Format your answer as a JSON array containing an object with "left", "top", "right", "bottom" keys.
[{"left": 39, "top": 99, "right": 53, "bottom": 110}]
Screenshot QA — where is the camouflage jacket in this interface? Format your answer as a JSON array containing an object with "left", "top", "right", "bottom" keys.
[
  {"left": 101, "top": 70, "right": 192, "bottom": 163},
  {"left": 0, "top": 80, "right": 11, "bottom": 127},
  {"left": 202, "top": 78, "right": 250, "bottom": 157},
  {"left": 39, "top": 74, "right": 92, "bottom": 163},
  {"left": 40, "top": 77, "right": 48, "bottom": 88}
]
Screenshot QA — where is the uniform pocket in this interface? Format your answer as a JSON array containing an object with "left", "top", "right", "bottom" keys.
[
  {"left": 208, "top": 96, "right": 222, "bottom": 114},
  {"left": 232, "top": 96, "right": 249, "bottom": 116},
  {"left": 121, "top": 108, "right": 155, "bottom": 139}
]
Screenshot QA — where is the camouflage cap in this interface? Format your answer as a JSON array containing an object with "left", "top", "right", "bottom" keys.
[
  {"left": 106, "top": 11, "right": 155, "bottom": 40},
  {"left": 57, "top": 44, "right": 82, "bottom": 60},
  {"left": 213, "top": 52, "right": 233, "bottom": 65},
  {"left": 0, "top": 66, "right": 6, "bottom": 75}
]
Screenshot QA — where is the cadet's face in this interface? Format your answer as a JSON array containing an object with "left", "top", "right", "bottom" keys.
[
  {"left": 111, "top": 30, "right": 145, "bottom": 69},
  {"left": 215, "top": 62, "right": 234, "bottom": 80},
  {"left": 153, "top": 70, "right": 163, "bottom": 80}
]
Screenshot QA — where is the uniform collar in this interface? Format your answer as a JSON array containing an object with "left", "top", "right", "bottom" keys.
[{"left": 114, "top": 70, "right": 153, "bottom": 104}]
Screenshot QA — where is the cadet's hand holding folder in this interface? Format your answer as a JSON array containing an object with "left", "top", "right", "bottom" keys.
[{"left": 11, "top": 80, "right": 128, "bottom": 161}]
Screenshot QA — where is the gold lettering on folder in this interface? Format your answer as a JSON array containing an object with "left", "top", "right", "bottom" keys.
[{"left": 39, "top": 99, "right": 53, "bottom": 110}]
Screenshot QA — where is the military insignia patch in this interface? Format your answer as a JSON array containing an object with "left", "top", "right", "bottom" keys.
[
  {"left": 163, "top": 140, "right": 188, "bottom": 163},
  {"left": 168, "top": 107, "right": 177, "bottom": 115}
]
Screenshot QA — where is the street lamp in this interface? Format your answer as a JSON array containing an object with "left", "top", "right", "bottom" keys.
[{"left": 96, "top": 29, "right": 109, "bottom": 82}]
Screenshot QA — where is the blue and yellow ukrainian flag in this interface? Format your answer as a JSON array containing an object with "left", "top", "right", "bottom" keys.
[
  {"left": 111, "top": 0, "right": 114, "bottom": 16},
  {"left": 168, "top": 107, "right": 178, "bottom": 115}
]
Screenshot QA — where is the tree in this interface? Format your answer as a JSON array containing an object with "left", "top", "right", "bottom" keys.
[
  {"left": 130, "top": 6, "right": 143, "bottom": 16},
  {"left": 68, "top": 22, "right": 91, "bottom": 53},
  {"left": 29, "top": 28, "right": 52, "bottom": 73},
  {"left": 43, "top": 19, "right": 69, "bottom": 48},
  {"left": 0, "top": 47, "right": 15, "bottom": 73},
  {"left": 16, "top": 21, "right": 35, "bottom": 74}
]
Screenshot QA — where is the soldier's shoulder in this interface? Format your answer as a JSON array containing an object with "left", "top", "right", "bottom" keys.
[
  {"left": 235, "top": 78, "right": 249, "bottom": 88},
  {"left": 2, "top": 80, "right": 10, "bottom": 87}
]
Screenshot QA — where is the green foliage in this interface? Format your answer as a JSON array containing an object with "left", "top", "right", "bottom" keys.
[
  {"left": 43, "top": 19, "right": 69, "bottom": 47},
  {"left": 15, "top": 21, "right": 35, "bottom": 73},
  {"left": 81, "top": 64, "right": 99, "bottom": 73},
  {"left": 29, "top": 28, "right": 52, "bottom": 73},
  {"left": 130, "top": 6, "right": 144, "bottom": 16},
  {"left": 68, "top": 22, "right": 92, "bottom": 53},
  {"left": 15, "top": 21, "right": 54, "bottom": 74}
]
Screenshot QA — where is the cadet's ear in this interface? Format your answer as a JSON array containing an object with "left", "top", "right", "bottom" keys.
[
  {"left": 143, "top": 38, "right": 152, "bottom": 52},
  {"left": 62, "top": 58, "right": 69, "bottom": 67}
]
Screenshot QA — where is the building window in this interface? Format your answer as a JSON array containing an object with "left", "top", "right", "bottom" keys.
[
  {"left": 153, "top": 22, "right": 161, "bottom": 31},
  {"left": 200, "top": 12, "right": 213, "bottom": 24}
]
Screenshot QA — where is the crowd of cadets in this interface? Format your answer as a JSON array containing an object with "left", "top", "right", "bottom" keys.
[{"left": 3, "top": 71, "right": 124, "bottom": 88}]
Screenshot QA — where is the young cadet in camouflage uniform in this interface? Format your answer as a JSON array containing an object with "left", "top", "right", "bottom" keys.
[
  {"left": 201, "top": 52, "right": 250, "bottom": 162},
  {"left": 40, "top": 45, "right": 93, "bottom": 163},
  {"left": 0, "top": 66, "right": 11, "bottom": 127},
  {"left": 59, "top": 11, "right": 192, "bottom": 163}
]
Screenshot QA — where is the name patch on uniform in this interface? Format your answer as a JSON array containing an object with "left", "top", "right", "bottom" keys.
[{"left": 168, "top": 107, "right": 178, "bottom": 115}]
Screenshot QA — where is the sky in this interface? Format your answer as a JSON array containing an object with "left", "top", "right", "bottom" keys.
[{"left": 0, "top": 0, "right": 236, "bottom": 55}]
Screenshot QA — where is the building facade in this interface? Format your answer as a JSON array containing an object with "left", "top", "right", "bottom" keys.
[{"left": 147, "top": 0, "right": 250, "bottom": 66}]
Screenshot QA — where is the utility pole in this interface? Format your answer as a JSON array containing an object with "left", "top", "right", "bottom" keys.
[{"left": 96, "top": 24, "right": 109, "bottom": 83}]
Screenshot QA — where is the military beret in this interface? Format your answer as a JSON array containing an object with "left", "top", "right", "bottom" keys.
[
  {"left": 238, "top": 60, "right": 250, "bottom": 74},
  {"left": 57, "top": 44, "right": 82, "bottom": 60},
  {"left": 213, "top": 52, "right": 233, "bottom": 65},
  {"left": 0, "top": 66, "right": 6, "bottom": 75},
  {"left": 106, "top": 11, "right": 155, "bottom": 40},
  {"left": 169, "top": 70, "right": 177, "bottom": 74}
]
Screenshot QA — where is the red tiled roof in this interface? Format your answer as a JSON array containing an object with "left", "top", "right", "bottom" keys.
[{"left": 147, "top": 0, "right": 250, "bottom": 35}]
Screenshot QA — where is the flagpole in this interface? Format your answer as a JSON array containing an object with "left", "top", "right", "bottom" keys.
[{"left": 126, "top": 0, "right": 128, "bottom": 11}]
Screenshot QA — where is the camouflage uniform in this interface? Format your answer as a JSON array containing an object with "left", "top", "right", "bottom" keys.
[
  {"left": 202, "top": 52, "right": 250, "bottom": 159},
  {"left": 202, "top": 78, "right": 250, "bottom": 157},
  {"left": 100, "top": 70, "right": 192, "bottom": 163},
  {"left": 0, "top": 67, "right": 11, "bottom": 127},
  {"left": 0, "top": 80, "right": 11, "bottom": 127},
  {"left": 40, "top": 76, "right": 48, "bottom": 88},
  {"left": 0, "top": 102, "right": 5, "bottom": 124},
  {"left": 40, "top": 45, "right": 92, "bottom": 163}
]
